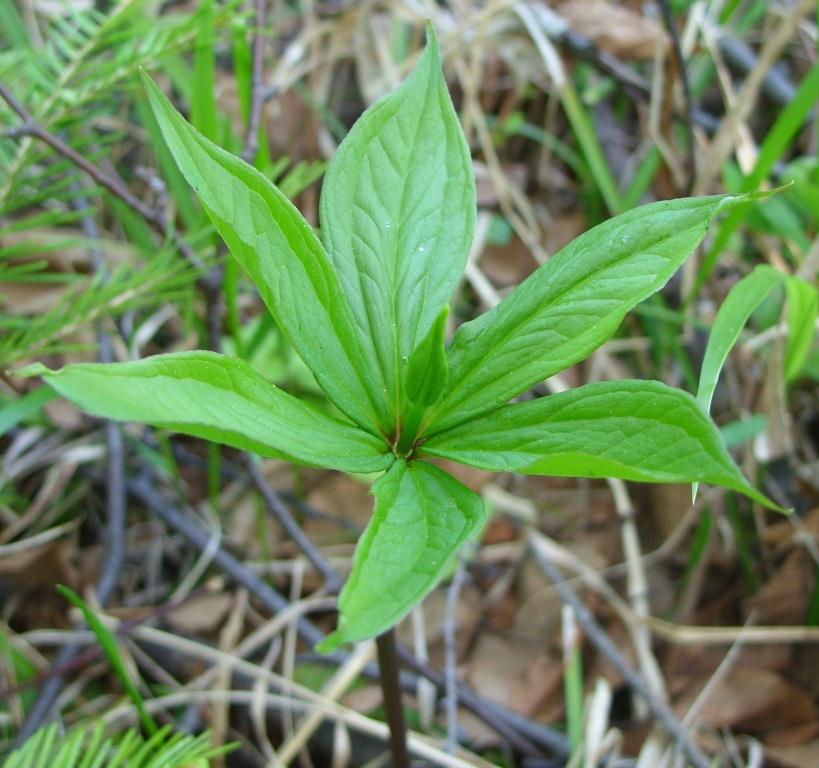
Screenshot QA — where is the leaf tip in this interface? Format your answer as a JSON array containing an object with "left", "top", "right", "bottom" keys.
[
  {"left": 718, "top": 183, "right": 792, "bottom": 214},
  {"left": 423, "top": 20, "right": 439, "bottom": 48},
  {"left": 10, "top": 362, "right": 50, "bottom": 379},
  {"left": 420, "top": 21, "right": 441, "bottom": 69},
  {"left": 315, "top": 630, "right": 344, "bottom": 655}
]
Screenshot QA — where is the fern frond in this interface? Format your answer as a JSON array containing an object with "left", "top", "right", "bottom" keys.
[
  {"left": 0, "top": 0, "right": 241, "bottom": 211},
  {"left": 2, "top": 722, "right": 231, "bottom": 767},
  {"left": 0, "top": 247, "right": 201, "bottom": 367}
]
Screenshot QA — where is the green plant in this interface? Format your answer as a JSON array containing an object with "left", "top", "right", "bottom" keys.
[
  {"left": 2, "top": 587, "right": 233, "bottom": 766},
  {"left": 2, "top": 721, "right": 229, "bottom": 768},
  {"left": 18, "top": 28, "right": 780, "bottom": 651}
]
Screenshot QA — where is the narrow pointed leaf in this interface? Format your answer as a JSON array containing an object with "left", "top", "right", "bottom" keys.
[
  {"left": 57, "top": 585, "right": 158, "bottom": 737},
  {"left": 319, "top": 27, "right": 475, "bottom": 428},
  {"left": 19, "top": 353, "right": 392, "bottom": 474},
  {"left": 318, "top": 459, "right": 485, "bottom": 650},
  {"left": 784, "top": 276, "right": 817, "bottom": 381},
  {"left": 142, "top": 74, "right": 388, "bottom": 434},
  {"left": 422, "top": 380, "right": 778, "bottom": 509},
  {"left": 426, "top": 195, "right": 748, "bottom": 434},
  {"left": 693, "top": 265, "right": 784, "bottom": 502},
  {"left": 695, "top": 266, "right": 815, "bottom": 491},
  {"left": 697, "top": 265, "right": 785, "bottom": 414},
  {"left": 405, "top": 306, "right": 449, "bottom": 406}
]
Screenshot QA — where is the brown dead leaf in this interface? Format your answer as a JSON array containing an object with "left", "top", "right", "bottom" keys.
[
  {"left": 765, "top": 739, "right": 819, "bottom": 768},
  {"left": 396, "top": 584, "right": 482, "bottom": 664},
  {"left": 791, "top": 643, "right": 819, "bottom": 699},
  {"left": 744, "top": 549, "right": 815, "bottom": 625},
  {"left": 166, "top": 592, "right": 236, "bottom": 635},
  {"left": 559, "top": 0, "right": 670, "bottom": 60},
  {"left": 763, "top": 508, "right": 819, "bottom": 552},
  {"left": 667, "top": 643, "right": 792, "bottom": 693},
  {"left": 675, "top": 668, "right": 817, "bottom": 734},
  {"left": 765, "top": 722, "right": 819, "bottom": 748},
  {"left": 0, "top": 539, "right": 73, "bottom": 587},
  {"left": 479, "top": 236, "right": 536, "bottom": 289},
  {"left": 306, "top": 473, "right": 373, "bottom": 533},
  {"left": 483, "top": 516, "right": 520, "bottom": 546},
  {"left": 340, "top": 683, "right": 382, "bottom": 713},
  {"left": 515, "top": 556, "right": 563, "bottom": 640},
  {"left": 467, "top": 632, "right": 561, "bottom": 717}
]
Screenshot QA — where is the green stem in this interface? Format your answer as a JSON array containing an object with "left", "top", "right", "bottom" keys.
[
  {"left": 376, "top": 629, "right": 410, "bottom": 768},
  {"left": 395, "top": 404, "right": 424, "bottom": 457}
]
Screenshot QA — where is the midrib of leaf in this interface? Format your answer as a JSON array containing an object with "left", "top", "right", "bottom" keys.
[
  {"left": 390, "top": 65, "right": 435, "bottom": 434},
  {"left": 424, "top": 198, "right": 722, "bottom": 434}
]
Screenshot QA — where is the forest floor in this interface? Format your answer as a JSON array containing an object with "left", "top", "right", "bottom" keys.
[{"left": 1, "top": 1, "right": 818, "bottom": 766}]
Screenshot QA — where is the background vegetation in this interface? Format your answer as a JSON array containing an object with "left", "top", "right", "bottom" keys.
[{"left": 1, "top": 0, "right": 818, "bottom": 765}]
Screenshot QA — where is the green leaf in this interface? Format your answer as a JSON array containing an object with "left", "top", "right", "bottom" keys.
[
  {"left": 318, "top": 459, "right": 485, "bottom": 650},
  {"left": 692, "top": 265, "right": 813, "bottom": 502},
  {"left": 697, "top": 265, "right": 784, "bottom": 415},
  {"left": 422, "top": 380, "right": 778, "bottom": 509},
  {"left": 695, "top": 62, "right": 819, "bottom": 296},
  {"left": 191, "top": 0, "right": 218, "bottom": 142},
  {"left": 784, "top": 276, "right": 818, "bottom": 381},
  {"left": 0, "top": 385, "right": 57, "bottom": 437},
  {"left": 426, "top": 195, "right": 744, "bottom": 434},
  {"left": 141, "top": 74, "right": 389, "bottom": 435},
  {"left": 57, "top": 585, "right": 159, "bottom": 737},
  {"left": 19, "top": 352, "right": 392, "bottom": 474},
  {"left": 319, "top": 27, "right": 475, "bottom": 431},
  {"left": 5, "top": 721, "right": 232, "bottom": 768},
  {"left": 697, "top": 266, "right": 816, "bottom": 408},
  {"left": 405, "top": 306, "right": 449, "bottom": 407}
]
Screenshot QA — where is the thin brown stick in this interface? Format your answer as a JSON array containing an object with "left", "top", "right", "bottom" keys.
[
  {"left": 246, "top": 457, "right": 343, "bottom": 593},
  {"left": 530, "top": 542, "right": 710, "bottom": 768},
  {"left": 658, "top": 0, "right": 695, "bottom": 194},
  {"left": 0, "top": 82, "right": 204, "bottom": 271}
]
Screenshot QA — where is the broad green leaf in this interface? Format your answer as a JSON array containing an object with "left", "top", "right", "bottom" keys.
[
  {"left": 318, "top": 459, "right": 485, "bottom": 650},
  {"left": 784, "top": 276, "right": 818, "bottom": 381},
  {"left": 19, "top": 353, "right": 392, "bottom": 474},
  {"left": 141, "top": 74, "right": 389, "bottom": 435},
  {"left": 319, "top": 27, "right": 475, "bottom": 430},
  {"left": 697, "top": 265, "right": 784, "bottom": 414},
  {"left": 425, "top": 195, "right": 747, "bottom": 434},
  {"left": 422, "top": 380, "right": 778, "bottom": 509}
]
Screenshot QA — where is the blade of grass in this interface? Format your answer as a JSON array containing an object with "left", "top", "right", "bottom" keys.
[
  {"left": 560, "top": 82, "right": 622, "bottom": 215},
  {"left": 692, "top": 62, "right": 819, "bottom": 299},
  {"left": 622, "top": 146, "right": 662, "bottom": 211},
  {"left": 134, "top": 97, "right": 201, "bottom": 230},
  {"left": 191, "top": 0, "right": 218, "bottom": 142},
  {"left": 57, "top": 585, "right": 159, "bottom": 736},
  {"left": 0, "top": 385, "right": 57, "bottom": 437},
  {"left": 561, "top": 606, "right": 584, "bottom": 753}
]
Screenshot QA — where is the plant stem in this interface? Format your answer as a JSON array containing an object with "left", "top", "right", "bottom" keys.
[{"left": 376, "top": 629, "right": 411, "bottom": 768}]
